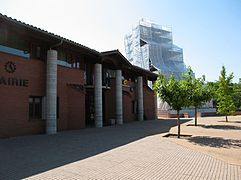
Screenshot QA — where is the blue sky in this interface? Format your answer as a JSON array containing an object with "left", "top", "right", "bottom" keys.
[{"left": 1, "top": 0, "right": 241, "bottom": 82}]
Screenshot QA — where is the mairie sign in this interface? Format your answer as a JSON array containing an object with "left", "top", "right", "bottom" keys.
[
  {"left": 0, "top": 76, "right": 29, "bottom": 87},
  {"left": 0, "top": 61, "right": 29, "bottom": 87}
]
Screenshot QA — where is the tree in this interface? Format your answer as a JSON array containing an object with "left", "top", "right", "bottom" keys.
[
  {"left": 153, "top": 74, "right": 189, "bottom": 138},
  {"left": 215, "top": 66, "right": 236, "bottom": 122},
  {"left": 192, "top": 79, "right": 212, "bottom": 125},
  {"left": 233, "top": 80, "right": 241, "bottom": 110},
  {"left": 182, "top": 67, "right": 212, "bottom": 126}
]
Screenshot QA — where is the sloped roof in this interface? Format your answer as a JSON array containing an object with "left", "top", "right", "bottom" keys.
[
  {"left": 132, "top": 65, "right": 158, "bottom": 80},
  {"left": 101, "top": 49, "right": 132, "bottom": 67},
  {"left": 102, "top": 50, "right": 158, "bottom": 80},
  {"left": 0, "top": 13, "right": 100, "bottom": 56},
  {"left": 0, "top": 13, "right": 157, "bottom": 80}
]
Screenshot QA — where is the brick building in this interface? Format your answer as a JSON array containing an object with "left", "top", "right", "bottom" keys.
[{"left": 0, "top": 14, "right": 157, "bottom": 137}]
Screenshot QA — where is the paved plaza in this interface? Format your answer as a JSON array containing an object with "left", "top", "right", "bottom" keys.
[
  {"left": 168, "top": 115, "right": 241, "bottom": 165},
  {"left": 0, "top": 117, "right": 241, "bottom": 179}
]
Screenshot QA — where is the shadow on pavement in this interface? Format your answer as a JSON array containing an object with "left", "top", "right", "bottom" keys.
[
  {"left": 188, "top": 136, "right": 241, "bottom": 148},
  {"left": 0, "top": 119, "right": 189, "bottom": 179},
  {"left": 228, "top": 121, "right": 241, "bottom": 124},
  {"left": 200, "top": 125, "right": 241, "bottom": 130},
  {"left": 186, "top": 124, "right": 205, "bottom": 126},
  {"left": 218, "top": 121, "right": 241, "bottom": 123}
]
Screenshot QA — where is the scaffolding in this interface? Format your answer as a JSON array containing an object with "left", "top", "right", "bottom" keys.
[
  {"left": 124, "top": 19, "right": 215, "bottom": 116},
  {"left": 124, "top": 19, "right": 186, "bottom": 79}
]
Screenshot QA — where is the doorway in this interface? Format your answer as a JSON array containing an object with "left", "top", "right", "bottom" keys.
[{"left": 85, "top": 91, "right": 95, "bottom": 127}]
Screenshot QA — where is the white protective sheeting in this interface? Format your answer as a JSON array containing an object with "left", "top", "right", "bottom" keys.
[{"left": 125, "top": 19, "right": 186, "bottom": 79}]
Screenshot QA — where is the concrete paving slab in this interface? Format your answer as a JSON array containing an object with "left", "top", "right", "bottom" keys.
[
  {"left": 0, "top": 118, "right": 240, "bottom": 179},
  {"left": 168, "top": 115, "right": 241, "bottom": 165}
]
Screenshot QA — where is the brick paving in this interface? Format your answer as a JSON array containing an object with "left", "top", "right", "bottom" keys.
[
  {"left": 0, "top": 119, "right": 241, "bottom": 180},
  {"left": 168, "top": 116, "right": 241, "bottom": 165}
]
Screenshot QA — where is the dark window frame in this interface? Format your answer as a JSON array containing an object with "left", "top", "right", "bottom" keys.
[
  {"left": 30, "top": 43, "right": 41, "bottom": 60},
  {"left": 84, "top": 62, "right": 94, "bottom": 85},
  {"left": 29, "top": 96, "right": 42, "bottom": 120},
  {"left": 0, "top": 27, "right": 29, "bottom": 54}
]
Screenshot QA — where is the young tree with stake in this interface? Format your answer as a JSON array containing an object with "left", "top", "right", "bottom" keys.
[
  {"left": 182, "top": 67, "right": 211, "bottom": 126},
  {"left": 215, "top": 66, "right": 236, "bottom": 122},
  {"left": 153, "top": 74, "right": 189, "bottom": 138}
]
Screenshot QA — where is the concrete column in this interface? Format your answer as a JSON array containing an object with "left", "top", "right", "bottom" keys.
[
  {"left": 46, "top": 50, "right": 57, "bottom": 134},
  {"left": 41, "top": 96, "right": 46, "bottom": 120},
  {"left": 94, "top": 63, "right": 103, "bottom": 128},
  {"left": 115, "top": 70, "right": 123, "bottom": 125},
  {"left": 154, "top": 94, "right": 158, "bottom": 120},
  {"left": 137, "top": 76, "right": 144, "bottom": 121}
]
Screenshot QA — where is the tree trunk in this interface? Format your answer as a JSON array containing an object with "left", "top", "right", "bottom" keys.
[
  {"left": 195, "top": 107, "right": 197, "bottom": 126},
  {"left": 177, "top": 110, "right": 180, "bottom": 138},
  {"left": 226, "top": 115, "right": 228, "bottom": 122}
]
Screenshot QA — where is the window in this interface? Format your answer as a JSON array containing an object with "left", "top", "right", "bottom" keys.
[
  {"left": 66, "top": 53, "right": 72, "bottom": 64},
  {"left": 71, "top": 56, "right": 80, "bottom": 69},
  {"left": 58, "top": 51, "right": 73, "bottom": 63},
  {"left": 58, "top": 51, "right": 79, "bottom": 68},
  {"left": 58, "top": 51, "right": 66, "bottom": 61},
  {"left": 84, "top": 63, "right": 93, "bottom": 85},
  {"left": 3, "top": 30, "right": 29, "bottom": 51},
  {"left": 29, "top": 97, "right": 42, "bottom": 119},
  {"left": 31, "top": 44, "right": 42, "bottom": 59},
  {"left": 0, "top": 27, "right": 8, "bottom": 43},
  {"left": 0, "top": 27, "right": 30, "bottom": 58},
  {"left": 102, "top": 68, "right": 110, "bottom": 86}
]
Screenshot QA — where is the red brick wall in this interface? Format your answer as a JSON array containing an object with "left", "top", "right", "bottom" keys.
[
  {"left": 143, "top": 85, "right": 156, "bottom": 120},
  {"left": 104, "top": 79, "right": 137, "bottom": 124},
  {"left": 57, "top": 66, "right": 85, "bottom": 131},
  {"left": 0, "top": 52, "right": 46, "bottom": 137},
  {"left": 122, "top": 82, "right": 136, "bottom": 122},
  {"left": 0, "top": 52, "right": 86, "bottom": 137},
  {"left": 0, "top": 51, "right": 156, "bottom": 137},
  {"left": 104, "top": 78, "right": 116, "bottom": 125}
]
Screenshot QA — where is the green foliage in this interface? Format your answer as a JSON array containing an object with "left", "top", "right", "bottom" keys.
[
  {"left": 207, "top": 81, "right": 220, "bottom": 107},
  {"left": 153, "top": 74, "right": 189, "bottom": 111},
  {"left": 215, "top": 66, "right": 236, "bottom": 116},
  {"left": 181, "top": 67, "right": 212, "bottom": 108},
  {"left": 233, "top": 81, "right": 241, "bottom": 110},
  {"left": 207, "top": 81, "right": 218, "bottom": 98},
  {"left": 153, "top": 67, "right": 212, "bottom": 112},
  {"left": 153, "top": 73, "right": 189, "bottom": 138}
]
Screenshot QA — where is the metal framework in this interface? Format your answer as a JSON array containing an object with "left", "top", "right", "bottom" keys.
[{"left": 125, "top": 19, "right": 186, "bottom": 79}]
